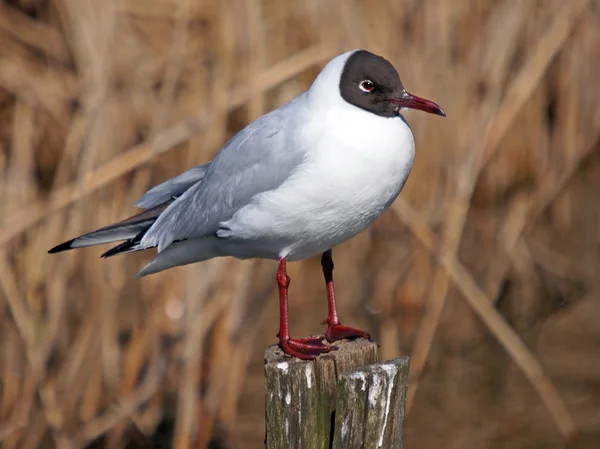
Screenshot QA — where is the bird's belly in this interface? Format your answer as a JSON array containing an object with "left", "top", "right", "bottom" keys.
[
  {"left": 285, "top": 165, "right": 408, "bottom": 259},
  {"left": 224, "top": 145, "right": 412, "bottom": 260}
]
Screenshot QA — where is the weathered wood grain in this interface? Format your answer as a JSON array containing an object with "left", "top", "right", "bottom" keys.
[
  {"left": 332, "top": 357, "right": 410, "bottom": 449},
  {"left": 264, "top": 339, "right": 378, "bottom": 449},
  {"left": 265, "top": 340, "right": 410, "bottom": 449}
]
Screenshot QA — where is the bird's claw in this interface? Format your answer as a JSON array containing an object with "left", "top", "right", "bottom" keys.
[
  {"left": 325, "top": 323, "right": 371, "bottom": 343},
  {"left": 279, "top": 337, "right": 337, "bottom": 360}
]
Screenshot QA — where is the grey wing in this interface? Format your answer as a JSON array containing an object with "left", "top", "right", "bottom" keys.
[
  {"left": 140, "top": 108, "right": 305, "bottom": 252},
  {"left": 135, "top": 163, "right": 211, "bottom": 209}
]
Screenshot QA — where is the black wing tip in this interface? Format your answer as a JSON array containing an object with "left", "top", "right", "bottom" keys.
[
  {"left": 101, "top": 230, "right": 146, "bottom": 258},
  {"left": 48, "top": 239, "right": 75, "bottom": 254},
  {"left": 100, "top": 243, "right": 126, "bottom": 258}
]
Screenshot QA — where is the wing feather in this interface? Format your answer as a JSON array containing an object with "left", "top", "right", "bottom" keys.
[
  {"left": 48, "top": 201, "right": 173, "bottom": 254},
  {"left": 135, "top": 163, "right": 210, "bottom": 209},
  {"left": 141, "top": 104, "right": 306, "bottom": 252}
]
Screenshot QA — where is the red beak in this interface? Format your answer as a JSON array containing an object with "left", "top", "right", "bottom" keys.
[{"left": 391, "top": 91, "right": 446, "bottom": 117}]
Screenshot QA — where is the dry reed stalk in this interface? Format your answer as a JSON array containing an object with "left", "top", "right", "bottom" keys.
[
  {"left": 104, "top": 325, "right": 154, "bottom": 446},
  {"left": 71, "top": 352, "right": 166, "bottom": 449},
  {"left": 405, "top": 0, "right": 589, "bottom": 432},
  {"left": 406, "top": 0, "right": 530, "bottom": 409},
  {"left": 0, "top": 334, "right": 35, "bottom": 441},
  {"left": 0, "top": 44, "right": 75, "bottom": 125},
  {"left": 391, "top": 198, "right": 577, "bottom": 445},
  {"left": 148, "top": 0, "right": 192, "bottom": 146},
  {"left": 204, "top": 0, "right": 269, "bottom": 432},
  {"left": 0, "top": 2, "right": 70, "bottom": 64},
  {"left": 0, "top": 253, "right": 68, "bottom": 448},
  {"left": 524, "top": 236, "right": 596, "bottom": 284},
  {"left": 486, "top": 136, "right": 600, "bottom": 305},
  {"left": 203, "top": 260, "right": 259, "bottom": 423},
  {"left": 173, "top": 4, "right": 237, "bottom": 446},
  {"left": 245, "top": 0, "right": 267, "bottom": 121},
  {"left": 173, "top": 260, "right": 227, "bottom": 448},
  {"left": 116, "top": 0, "right": 211, "bottom": 21}
]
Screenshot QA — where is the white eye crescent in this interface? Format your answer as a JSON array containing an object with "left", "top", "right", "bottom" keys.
[{"left": 359, "top": 80, "right": 374, "bottom": 92}]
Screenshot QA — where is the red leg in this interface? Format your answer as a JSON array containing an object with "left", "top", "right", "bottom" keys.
[
  {"left": 277, "top": 258, "right": 336, "bottom": 360},
  {"left": 321, "top": 250, "right": 371, "bottom": 343}
]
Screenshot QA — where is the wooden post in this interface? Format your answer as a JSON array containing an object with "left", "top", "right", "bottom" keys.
[{"left": 264, "top": 339, "right": 409, "bottom": 449}]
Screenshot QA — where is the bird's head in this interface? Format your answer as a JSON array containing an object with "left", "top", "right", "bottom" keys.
[{"left": 311, "top": 50, "right": 446, "bottom": 119}]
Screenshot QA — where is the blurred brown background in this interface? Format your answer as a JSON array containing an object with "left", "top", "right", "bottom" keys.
[{"left": 1, "top": 0, "right": 599, "bottom": 448}]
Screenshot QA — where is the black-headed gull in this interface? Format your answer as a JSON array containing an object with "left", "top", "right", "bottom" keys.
[{"left": 49, "top": 50, "right": 445, "bottom": 359}]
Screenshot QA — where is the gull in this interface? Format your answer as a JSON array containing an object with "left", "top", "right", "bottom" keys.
[{"left": 49, "top": 50, "right": 445, "bottom": 359}]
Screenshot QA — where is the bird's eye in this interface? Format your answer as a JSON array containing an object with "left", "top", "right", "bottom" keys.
[{"left": 359, "top": 80, "right": 374, "bottom": 93}]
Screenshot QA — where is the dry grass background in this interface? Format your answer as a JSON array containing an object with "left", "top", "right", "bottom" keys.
[{"left": 0, "top": 0, "right": 599, "bottom": 448}]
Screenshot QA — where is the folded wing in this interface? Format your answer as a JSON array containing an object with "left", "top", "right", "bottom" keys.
[
  {"left": 49, "top": 99, "right": 307, "bottom": 259},
  {"left": 140, "top": 106, "right": 305, "bottom": 252},
  {"left": 135, "top": 163, "right": 210, "bottom": 209}
]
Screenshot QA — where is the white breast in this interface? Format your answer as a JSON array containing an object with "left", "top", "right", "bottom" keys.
[{"left": 226, "top": 103, "right": 415, "bottom": 261}]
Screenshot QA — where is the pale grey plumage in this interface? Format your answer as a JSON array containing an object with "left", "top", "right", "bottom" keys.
[
  {"left": 135, "top": 163, "right": 211, "bottom": 209},
  {"left": 140, "top": 99, "right": 307, "bottom": 252}
]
